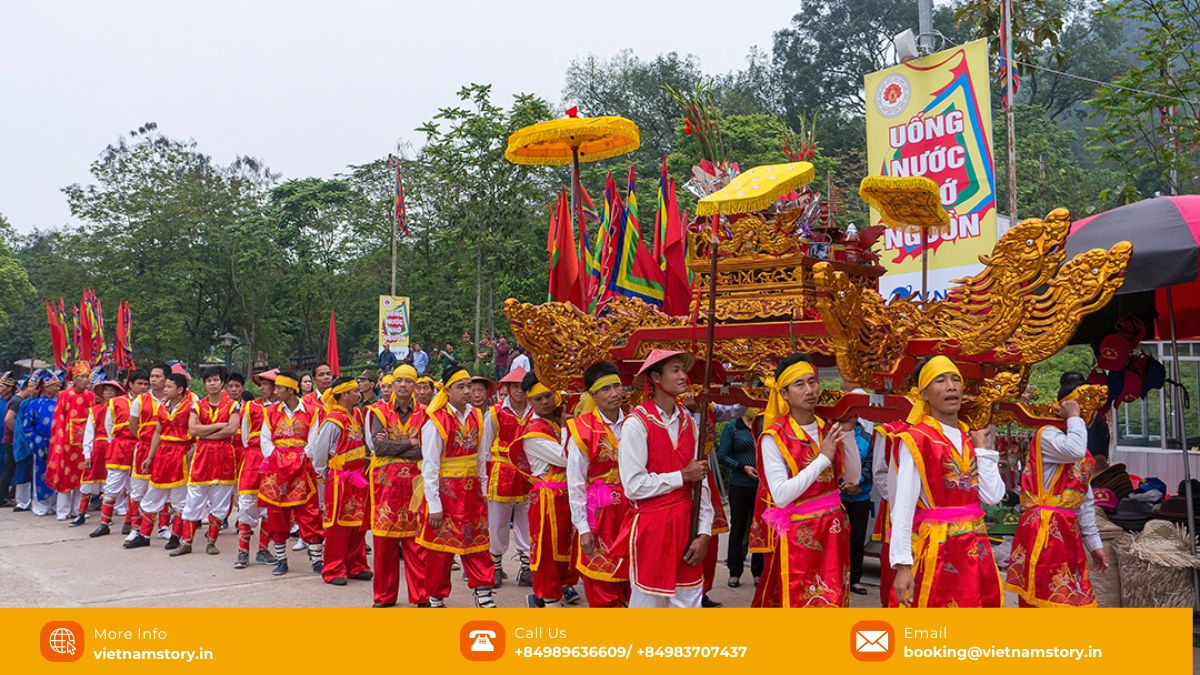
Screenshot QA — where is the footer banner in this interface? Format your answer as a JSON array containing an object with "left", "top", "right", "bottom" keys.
[{"left": 5, "top": 608, "right": 1191, "bottom": 673}]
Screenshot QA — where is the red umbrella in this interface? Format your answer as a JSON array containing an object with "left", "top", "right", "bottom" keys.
[{"left": 1066, "top": 195, "right": 1200, "bottom": 337}]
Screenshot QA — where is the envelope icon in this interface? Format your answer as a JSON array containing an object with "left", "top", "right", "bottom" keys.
[
  {"left": 855, "top": 630, "right": 889, "bottom": 652},
  {"left": 850, "top": 621, "right": 893, "bottom": 661}
]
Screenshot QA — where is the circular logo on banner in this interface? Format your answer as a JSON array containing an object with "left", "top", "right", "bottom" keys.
[{"left": 875, "top": 73, "right": 910, "bottom": 118}]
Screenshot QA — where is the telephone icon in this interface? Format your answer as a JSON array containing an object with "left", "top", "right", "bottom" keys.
[{"left": 469, "top": 630, "right": 496, "bottom": 653}]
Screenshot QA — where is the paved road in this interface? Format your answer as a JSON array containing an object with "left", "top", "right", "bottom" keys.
[{"left": 0, "top": 506, "right": 887, "bottom": 608}]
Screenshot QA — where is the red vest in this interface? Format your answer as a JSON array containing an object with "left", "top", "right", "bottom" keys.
[
  {"left": 487, "top": 402, "right": 533, "bottom": 501},
  {"left": 257, "top": 401, "right": 319, "bottom": 507},
  {"left": 416, "top": 406, "right": 488, "bottom": 555},
  {"left": 750, "top": 417, "right": 830, "bottom": 553},
  {"left": 323, "top": 405, "right": 368, "bottom": 527},
  {"left": 148, "top": 394, "right": 194, "bottom": 488},
  {"left": 369, "top": 401, "right": 427, "bottom": 538},
  {"left": 106, "top": 396, "right": 138, "bottom": 470},
  {"left": 566, "top": 410, "right": 628, "bottom": 582},
  {"left": 190, "top": 394, "right": 237, "bottom": 485}
]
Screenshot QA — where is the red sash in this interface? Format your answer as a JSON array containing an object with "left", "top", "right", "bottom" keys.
[
  {"left": 322, "top": 406, "right": 369, "bottom": 528},
  {"left": 1005, "top": 427, "right": 1097, "bottom": 607},
  {"left": 567, "top": 411, "right": 629, "bottom": 581},
  {"left": 369, "top": 402, "right": 426, "bottom": 538}
]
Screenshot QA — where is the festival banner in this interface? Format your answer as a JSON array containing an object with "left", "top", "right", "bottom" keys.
[
  {"left": 864, "top": 38, "right": 997, "bottom": 300},
  {"left": 377, "top": 295, "right": 411, "bottom": 355}
]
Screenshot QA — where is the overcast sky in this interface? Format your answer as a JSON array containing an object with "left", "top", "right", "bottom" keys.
[{"left": 0, "top": 1, "right": 801, "bottom": 233}]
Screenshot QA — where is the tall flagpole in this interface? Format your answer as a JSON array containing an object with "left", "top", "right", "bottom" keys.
[
  {"left": 386, "top": 154, "right": 399, "bottom": 297},
  {"left": 1004, "top": 0, "right": 1018, "bottom": 224}
]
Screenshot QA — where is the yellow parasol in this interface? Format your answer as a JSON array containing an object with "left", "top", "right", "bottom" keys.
[
  {"left": 859, "top": 175, "right": 951, "bottom": 302},
  {"left": 505, "top": 116, "right": 640, "bottom": 167},
  {"left": 696, "top": 161, "right": 816, "bottom": 216}
]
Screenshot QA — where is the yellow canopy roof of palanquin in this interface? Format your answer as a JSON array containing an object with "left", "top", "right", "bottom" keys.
[
  {"left": 858, "top": 175, "right": 950, "bottom": 230},
  {"left": 695, "top": 162, "right": 816, "bottom": 216},
  {"left": 505, "top": 116, "right": 640, "bottom": 166}
]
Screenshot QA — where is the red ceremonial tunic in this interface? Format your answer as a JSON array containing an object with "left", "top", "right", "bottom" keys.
[
  {"left": 45, "top": 387, "right": 95, "bottom": 492},
  {"left": 871, "top": 419, "right": 908, "bottom": 606},
  {"left": 258, "top": 402, "right": 318, "bottom": 507},
  {"left": 149, "top": 395, "right": 194, "bottom": 489},
  {"left": 81, "top": 402, "right": 110, "bottom": 485},
  {"left": 132, "top": 392, "right": 162, "bottom": 480},
  {"left": 189, "top": 394, "right": 238, "bottom": 485},
  {"left": 1005, "top": 428, "right": 1097, "bottom": 607},
  {"left": 611, "top": 401, "right": 703, "bottom": 595},
  {"left": 566, "top": 410, "right": 629, "bottom": 581},
  {"left": 892, "top": 419, "right": 1003, "bottom": 608},
  {"left": 416, "top": 406, "right": 488, "bottom": 555},
  {"left": 82, "top": 402, "right": 110, "bottom": 485},
  {"left": 510, "top": 416, "right": 572, "bottom": 572},
  {"left": 751, "top": 416, "right": 850, "bottom": 608},
  {"left": 302, "top": 391, "right": 326, "bottom": 424},
  {"left": 106, "top": 396, "right": 138, "bottom": 471},
  {"left": 322, "top": 406, "right": 369, "bottom": 528},
  {"left": 237, "top": 399, "right": 268, "bottom": 494},
  {"left": 487, "top": 402, "right": 533, "bottom": 501},
  {"left": 368, "top": 401, "right": 426, "bottom": 538}
]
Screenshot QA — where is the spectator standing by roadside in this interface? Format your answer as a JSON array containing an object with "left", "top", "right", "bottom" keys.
[
  {"left": 509, "top": 347, "right": 531, "bottom": 375},
  {"left": 438, "top": 342, "right": 459, "bottom": 376},
  {"left": 492, "top": 338, "right": 512, "bottom": 381},
  {"left": 840, "top": 419, "right": 874, "bottom": 596},
  {"left": 411, "top": 343, "right": 429, "bottom": 376},
  {"left": 716, "top": 408, "right": 762, "bottom": 587}
]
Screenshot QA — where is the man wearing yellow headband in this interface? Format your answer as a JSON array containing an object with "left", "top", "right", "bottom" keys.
[
  {"left": 508, "top": 371, "right": 579, "bottom": 608},
  {"left": 617, "top": 349, "right": 713, "bottom": 608},
  {"left": 890, "top": 355, "right": 1005, "bottom": 608},
  {"left": 565, "top": 360, "right": 632, "bottom": 607},
  {"left": 1004, "top": 372, "right": 1107, "bottom": 608},
  {"left": 45, "top": 361, "right": 95, "bottom": 521},
  {"left": 417, "top": 366, "right": 496, "bottom": 608},
  {"left": 309, "top": 376, "right": 372, "bottom": 586},
  {"left": 749, "top": 354, "right": 861, "bottom": 608},
  {"left": 478, "top": 367, "right": 533, "bottom": 589},
  {"left": 414, "top": 376, "right": 436, "bottom": 407},
  {"left": 230, "top": 370, "right": 278, "bottom": 568},
  {"left": 366, "top": 363, "right": 429, "bottom": 607},
  {"left": 257, "top": 371, "right": 324, "bottom": 577}
]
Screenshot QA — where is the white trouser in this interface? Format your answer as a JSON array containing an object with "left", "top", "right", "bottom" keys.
[
  {"left": 55, "top": 489, "right": 81, "bottom": 518},
  {"left": 81, "top": 482, "right": 102, "bottom": 496},
  {"left": 129, "top": 475, "right": 149, "bottom": 502},
  {"left": 103, "top": 469, "right": 130, "bottom": 501},
  {"left": 141, "top": 484, "right": 186, "bottom": 514},
  {"left": 182, "top": 483, "right": 234, "bottom": 522},
  {"left": 236, "top": 493, "right": 264, "bottom": 525},
  {"left": 488, "top": 499, "right": 531, "bottom": 556},
  {"left": 15, "top": 483, "right": 46, "bottom": 512},
  {"left": 628, "top": 586, "right": 703, "bottom": 608}
]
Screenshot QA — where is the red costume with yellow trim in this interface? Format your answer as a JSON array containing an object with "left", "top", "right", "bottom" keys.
[
  {"left": 132, "top": 392, "right": 162, "bottom": 481},
  {"left": 487, "top": 403, "right": 533, "bottom": 501},
  {"left": 566, "top": 410, "right": 631, "bottom": 607},
  {"left": 258, "top": 403, "right": 319, "bottom": 509},
  {"left": 1004, "top": 429, "right": 1097, "bottom": 607},
  {"left": 81, "top": 402, "right": 110, "bottom": 487},
  {"left": 751, "top": 416, "right": 850, "bottom": 608},
  {"left": 509, "top": 415, "right": 578, "bottom": 601},
  {"left": 871, "top": 419, "right": 908, "bottom": 607},
  {"left": 320, "top": 404, "right": 371, "bottom": 582},
  {"left": 149, "top": 395, "right": 194, "bottom": 489},
  {"left": 891, "top": 418, "right": 1003, "bottom": 608},
  {"left": 416, "top": 406, "right": 488, "bottom": 554},
  {"left": 45, "top": 386, "right": 94, "bottom": 492},
  {"left": 237, "top": 400, "right": 268, "bottom": 495},
  {"left": 369, "top": 400, "right": 429, "bottom": 605},
  {"left": 611, "top": 400, "right": 704, "bottom": 596},
  {"left": 189, "top": 393, "right": 237, "bottom": 485},
  {"left": 106, "top": 396, "right": 137, "bottom": 471}
]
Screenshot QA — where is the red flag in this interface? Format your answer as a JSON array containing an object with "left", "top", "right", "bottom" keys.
[
  {"left": 662, "top": 177, "right": 693, "bottom": 316},
  {"left": 77, "top": 299, "right": 93, "bottom": 363},
  {"left": 548, "top": 189, "right": 584, "bottom": 310},
  {"left": 327, "top": 308, "right": 340, "bottom": 377},
  {"left": 46, "top": 301, "right": 66, "bottom": 369}
]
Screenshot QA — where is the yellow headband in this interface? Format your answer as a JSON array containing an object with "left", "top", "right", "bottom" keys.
[
  {"left": 321, "top": 380, "right": 359, "bottom": 410},
  {"left": 588, "top": 374, "right": 621, "bottom": 394},
  {"left": 393, "top": 365, "right": 417, "bottom": 382},
  {"left": 576, "top": 373, "right": 622, "bottom": 416},
  {"left": 761, "top": 360, "right": 816, "bottom": 431},
  {"left": 906, "top": 356, "right": 963, "bottom": 424},
  {"left": 416, "top": 376, "right": 436, "bottom": 386},
  {"left": 528, "top": 382, "right": 563, "bottom": 407},
  {"left": 426, "top": 369, "right": 470, "bottom": 416},
  {"left": 380, "top": 374, "right": 395, "bottom": 386},
  {"left": 275, "top": 375, "right": 299, "bottom": 392}
]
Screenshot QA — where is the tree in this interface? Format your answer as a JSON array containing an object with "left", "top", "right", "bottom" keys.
[{"left": 0, "top": 213, "right": 35, "bottom": 336}]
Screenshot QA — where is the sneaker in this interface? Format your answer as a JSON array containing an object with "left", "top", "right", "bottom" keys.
[
  {"left": 168, "top": 543, "right": 192, "bottom": 557},
  {"left": 292, "top": 540, "right": 307, "bottom": 551},
  {"left": 123, "top": 534, "right": 150, "bottom": 549},
  {"left": 451, "top": 558, "right": 461, "bottom": 571},
  {"left": 254, "top": 549, "right": 275, "bottom": 565},
  {"left": 326, "top": 577, "right": 348, "bottom": 586},
  {"left": 350, "top": 570, "right": 373, "bottom": 581},
  {"left": 271, "top": 560, "right": 289, "bottom": 576},
  {"left": 526, "top": 594, "right": 545, "bottom": 608},
  {"left": 120, "top": 523, "right": 132, "bottom": 536},
  {"left": 474, "top": 590, "right": 497, "bottom": 609},
  {"left": 88, "top": 523, "right": 111, "bottom": 538},
  {"left": 56, "top": 513, "right": 69, "bottom": 521},
  {"left": 164, "top": 535, "right": 180, "bottom": 551},
  {"left": 516, "top": 564, "right": 532, "bottom": 587},
  {"left": 234, "top": 551, "right": 249, "bottom": 569},
  {"left": 205, "top": 542, "right": 219, "bottom": 555},
  {"left": 289, "top": 525, "right": 300, "bottom": 539},
  {"left": 429, "top": 598, "right": 446, "bottom": 608},
  {"left": 562, "top": 586, "right": 581, "bottom": 605},
  {"left": 311, "top": 560, "right": 322, "bottom": 574},
  {"left": 123, "top": 530, "right": 139, "bottom": 542},
  {"left": 492, "top": 568, "right": 504, "bottom": 588},
  {"left": 68, "top": 513, "right": 86, "bottom": 527},
  {"left": 11, "top": 506, "right": 29, "bottom": 513},
  {"left": 156, "top": 527, "right": 171, "bottom": 540}
]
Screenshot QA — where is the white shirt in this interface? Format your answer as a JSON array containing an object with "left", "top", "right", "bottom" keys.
[
  {"left": 523, "top": 414, "right": 567, "bottom": 477},
  {"left": 618, "top": 403, "right": 714, "bottom": 536},
  {"left": 760, "top": 420, "right": 862, "bottom": 507},
  {"left": 566, "top": 409, "right": 625, "bottom": 534},
  {"left": 872, "top": 431, "right": 891, "bottom": 502},
  {"left": 82, "top": 410, "right": 98, "bottom": 462},
  {"left": 128, "top": 391, "right": 165, "bottom": 428},
  {"left": 309, "top": 418, "right": 344, "bottom": 478},
  {"left": 510, "top": 354, "right": 531, "bottom": 374},
  {"left": 420, "top": 403, "right": 487, "bottom": 515},
  {"left": 479, "top": 397, "right": 530, "bottom": 465},
  {"left": 258, "top": 400, "right": 319, "bottom": 460},
  {"left": 1036, "top": 417, "right": 1102, "bottom": 552},
  {"left": 888, "top": 420, "right": 1005, "bottom": 567}
]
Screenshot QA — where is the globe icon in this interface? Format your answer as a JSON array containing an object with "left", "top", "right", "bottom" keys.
[{"left": 49, "top": 627, "right": 76, "bottom": 655}]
